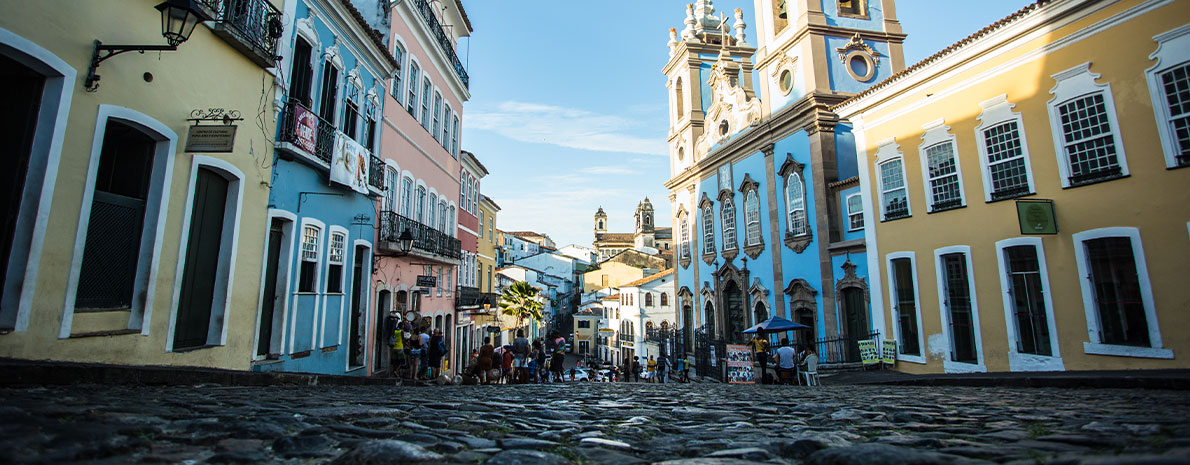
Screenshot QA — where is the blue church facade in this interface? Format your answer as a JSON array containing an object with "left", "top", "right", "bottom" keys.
[
  {"left": 665, "top": 0, "right": 904, "bottom": 370},
  {"left": 252, "top": 0, "right": 393, "bottom": 375}
]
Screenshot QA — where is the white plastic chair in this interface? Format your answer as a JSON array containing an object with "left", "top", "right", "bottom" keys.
[{"left": 800, "top": 353, "right": 820, "bottom": 387}]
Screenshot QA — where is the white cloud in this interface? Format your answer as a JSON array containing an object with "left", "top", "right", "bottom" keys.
[
  {"left": 467, "top": 101, "right": 668, "bottom": 156},
  {"left": 579, "top": 166, "right": 640, "bottom": 175}
]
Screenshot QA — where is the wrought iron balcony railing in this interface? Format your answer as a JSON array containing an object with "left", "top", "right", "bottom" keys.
[
  {"left": 412, "top": 0, "right": 469, "bottom": 89},
  {"left": 279, "top": 99, "right": 382, "bottom": 191},
  {"left": 200, "top": 0, "right": 283, "bottom": 68},
  {"left": 379, "top": 210, "right": 461, "bottom": 259}
]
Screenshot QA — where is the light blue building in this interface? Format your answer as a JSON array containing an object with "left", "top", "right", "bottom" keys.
[
  {"left": 252, "top": 0, "right": 393, "bottom": 375},
  {"left": 664, "top": 0, "right": 905, "bottom": 371}
]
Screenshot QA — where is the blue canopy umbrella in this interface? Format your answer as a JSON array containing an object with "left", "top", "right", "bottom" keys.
[{"left": 742, "top": 316, "right": 810, "bottom": 334}]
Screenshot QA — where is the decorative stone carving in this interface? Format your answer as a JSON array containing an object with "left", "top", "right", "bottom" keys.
[
  {"left": 835, "top": 260, "right": 869, "bottom": 306},
  {"left": 693, "top": 54, "right": 763, "bottom": 159},
  {"left": 738, "top": 174, "right": 764, "bottom": 260},
  {"left": 784, "top": 278, "right": 818, "bottom": 312},
  {"left": 836, "top": 33, "right": 882, "bottom": 67}
]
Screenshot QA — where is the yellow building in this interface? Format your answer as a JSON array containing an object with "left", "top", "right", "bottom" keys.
[
  {"left": 0, "top": 0, "right": 281, "bottom": 369},
  {"left": 581, "top": 250, "right": 666, "bottom": 294},
  {"left": 478, "top": 195, "right": 500, "bottom": 294},
  {"left": 835, "top": 0, "right": 1190, "bottom": 373}
]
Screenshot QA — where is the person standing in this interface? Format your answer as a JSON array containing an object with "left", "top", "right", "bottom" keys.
[
  {"left": 775, "top": 338, "right": 798, "bottom": 385},
  {"left": 512, "top": 330, "right": 530, "bottom": 384},
  {"left": 631, "top": 356, "right": 641, "bottom": 382},
  {"left": 418, "top": 329, "right": 431, "bottom": 379},
  {"left": 407, "top": 329, "right": 423, "bottom": 381},
  {"left": 477, "top": 338, "right": 495, "bottom": 385},
  {"left": 673, "top": 356, "right": 683, "bottom": 383},
  {"left": 658, "top": 355, "right": 669, "bottom": 383},
  {"left": 428, "top": 329, "right": 445, "bottom": 380},
  {"left": 388, "top": 314, "right": 406, "bottom": 378},
  {"left": 646, "top": 355, "right": 657, "bottom": 383}
]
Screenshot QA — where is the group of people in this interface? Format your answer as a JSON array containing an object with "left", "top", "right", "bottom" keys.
[
  {"left": 458, "top": 330, "right": 571, "bottom": 385},
  {"left": 619, "top": 354, "right": 692, "bottom": 383},
  {"left": 751, "top": 334, "right": 818, "bottom": 385},
  {"left": 386, "top": 311, "right": 448, "bottom": 381}
]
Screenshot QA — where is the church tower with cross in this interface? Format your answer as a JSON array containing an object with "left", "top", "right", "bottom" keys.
[{"left": 664, "top": 0, "right": 905, "bottom": 373}]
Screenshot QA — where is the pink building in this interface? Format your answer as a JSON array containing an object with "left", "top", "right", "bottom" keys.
[{"left": 373, "top": 0, "right": 473, "bottom": 377}]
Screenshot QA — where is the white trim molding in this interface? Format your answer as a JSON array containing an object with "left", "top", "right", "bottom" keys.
[
  {"left": 994, "top": 237, "right": 1064, "bottom": 372},
  {"left": 1071, "top": 227, "right": 1172, "bottom": 359},
  {"left": 165, "top": 155, "right": 245, "bottom": 352},
  {"left": 932, "top": 246, "right": 987, "bottom": 373},
  {"left": 0, "top": 26, "right": 76, "bottom": 332},
  {"left": 293, "top": 217, "right": 326, "bottom": 354},
  {"left": 975, "top": 95, "right": 1036, "bottom": 202},
  {"left": 1145, "top": 24, "right": 1190, "bottom": 169},
  {"left": 1046, "top": 62, "right": 1129, "bottom": 187},
  {"left": 885, "top": 251, "right": 925, "bottom": 364},
  {"left": 918, "top": 120, "right": 967, "bottom": 212},
  {"left": 252, "top": 209, "right": 297, "bottom": 360},
  {"left": 61, "top": 105, "right": 177, "bottom": 339},
  {"left": 874, "top": 140, "right": 911, "bottom": 221}
]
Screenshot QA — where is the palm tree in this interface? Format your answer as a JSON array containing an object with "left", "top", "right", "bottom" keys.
[{"left": 500, "top": 281, "right": 544, "bottom": 333}]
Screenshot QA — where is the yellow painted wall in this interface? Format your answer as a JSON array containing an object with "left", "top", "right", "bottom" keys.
[
  {"left": 583, "top": 262, "right": 647, "bottom": 294},
  {"left": 847, "top": 0, "right": 1190, "bottom": 373},
  {"left": 0, "top": 0, "right": 278, "bottom": 369},
  {"left": 478, "top": 202, "right": 498, "bottom": 293}
]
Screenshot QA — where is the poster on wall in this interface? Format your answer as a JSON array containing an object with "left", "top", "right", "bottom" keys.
[
  {"left": 292, "top": 104, "right": 318, "bottom": 154},
  {"left": 331, "top": 132, "right": 369, "bottom": 194},
  {"left": 726, "top": 344, "right": 754, "bottom": 384}
]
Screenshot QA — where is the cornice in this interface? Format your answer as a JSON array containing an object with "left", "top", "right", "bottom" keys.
[{"left": 756, "top": 26, "right": 907, "bottom": 70}]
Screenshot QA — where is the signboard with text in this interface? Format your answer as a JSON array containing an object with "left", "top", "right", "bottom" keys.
[
  {"left": 416, "top": 275, "right": 437, "bottom": 288},
  {"left": 331, "top": 132, "right": 370, "bottom": 194},
  {"left": 185, "top": 125, "right": 237, "bottom": 152},
  {"left": 292, "top": 104, "right": 318, "bottom": 154},
  {"left": 1016, "top": 199, "right": 1057, "bottom": 235},
  {"left": 725, "top": 344, "right": 755, "bottom": 384}
]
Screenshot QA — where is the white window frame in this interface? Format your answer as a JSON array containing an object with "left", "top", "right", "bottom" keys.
[
  {"left": 400, "top": 175, "right": 413, "bottom": 217},
  {"left": 680, "top": 217, "right": 691, "bottom": 260},
  {"left": 974, "top": 95, "right": 1036, "bottom": 202},
  {"left": 421, "top": 77, "right": 432, "bottom": 131},
  {"left": 389, "top": 39, "right": 405, "bottom": 105},
  {"left": 994, "top": 237, "right": 1063, "bottom": 372},
  {"left": 432, "top": 90, "right": 443, "bottom": 141},
  {"left": 164, "top": 156, "right": 245, "bottom": 352},
  {"left": 442, "top": 104, "right": 453, "bottom": 152},
  {"left": 383, "top": 163, "right": 399, "bottom": 213},
  {"left": 785, "top": 173, "right": 808, "bottom": 236},
  {"left": 702, "top": 206, "right": 715, "bottom": 255},
  {"left": 451, "top": 114, "right": 460, "bottom": 158},
  {"left": 845, "top": 193, "right": 864, "bottom": 231},
  {"left": 744, "top": 190, "right": 761, "bottom": 246},
  {"left": 874, "top": 140, "right": 910, "bottom": 220},
  {"left": 406, "top": 59, "right": 420, "bottom": 116},
  {"left": 325, "top": 228, "right": 347, "bottom": 294},
  {"left": 886, "top": 251, "right": 925, "bottom": 364},
  {"left": 427, "top": 192, "right": 438, "bottom": 229},
  {"left": 1046, "top": 62, "right": 1129, "bottom": 187},
  {"left": 254, "top": 209, "right": 297, "bottom": 359},
  {"left": 918, "top": 120, "right": 966, "bottom": 212},
  {"left": 415, "top": 183, "right": 427, "bottom": 223},
  {"left": 932, "top": 246, "right": 986, "bottom": 373},
  {"left": 721, "top": 198, "right": 737, "bottom": 251},
  {"left": 1071, "top": 227, "right": 1172, "bottom": 359},
  {"left": 1144, "top": 25, "right": 1190, "bottom": 168}
]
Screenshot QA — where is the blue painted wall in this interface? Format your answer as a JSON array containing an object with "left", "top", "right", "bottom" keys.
[
  {"left": 825, "top": 36, "right": 893, "bottom": 94},
  {"left": 820, "top": 0, "right": 887, "bottom": 29},
  {"left": 830, "top": 251, "right": 871, "bottom": 335},
  {"left": 839, "top": 185, "right": 865, "bottom": 242}
]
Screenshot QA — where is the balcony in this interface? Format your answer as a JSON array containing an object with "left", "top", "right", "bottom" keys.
[
  {"left": 379, "top": 210, "right": 461, "bottom": 260},
  {"left": 278, "top": 99, "right": 383, "bottom": 191},
  {"left": 412, "top": 0, "right": 469, "bottom": 89},
  {"left": 199, "top": 0, "right": 283, "bottom": 68}
]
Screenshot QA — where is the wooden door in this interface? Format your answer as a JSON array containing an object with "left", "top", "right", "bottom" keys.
[{"left": 174, "top": 168, "right": 228, "bottom": 350}]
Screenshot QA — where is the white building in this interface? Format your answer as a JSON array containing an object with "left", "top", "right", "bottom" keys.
[{"left": 618, "top": 270, "right": 677, "bottom": 361}]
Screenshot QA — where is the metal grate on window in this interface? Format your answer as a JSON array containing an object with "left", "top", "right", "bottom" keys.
[
  {"left": 925, "top": 142, "right": 962, "bottom": 210},
  {"left": 1160, "top": 63, "right": 1190, "bottom": 162},
  {"left": 1059, "top": 93, "right": 1120, "bottom": 183},
  {"left": 983, "top": 121, "right": 1030, "bottom": 199},
  {"left": 302, "top": 225, "right": 320, "bottom": 262}
]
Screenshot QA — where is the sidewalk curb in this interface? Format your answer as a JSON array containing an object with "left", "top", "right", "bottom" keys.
[{"left": 0, "top": 358, "right": 403, "bottom": 387}]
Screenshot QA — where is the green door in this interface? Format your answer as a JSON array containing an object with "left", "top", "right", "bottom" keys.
[{"left": 174, "top": 168, "right": 228, "bottom": 350}]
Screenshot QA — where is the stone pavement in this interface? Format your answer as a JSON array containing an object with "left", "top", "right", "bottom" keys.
[{"left": 1, "top": 382, "right": 1188, "bottom": 465}]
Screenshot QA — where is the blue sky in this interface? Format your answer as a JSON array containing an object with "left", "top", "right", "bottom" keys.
[{"left": 458, "top": 0, "right": 1029, "bottom": 249}]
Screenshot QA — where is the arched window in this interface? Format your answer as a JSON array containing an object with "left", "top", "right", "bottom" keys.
[
  {"left": 786, "top": 173, "right": 807, "bottom": 236},
  {"left": 702, "top": 206, "right": 714, "bottom": 254},
  {"left": 680, "top": 218, "right": 691, "bottom": 260},
  {"left": 427, "top": 193, "right": 437, "bottom": 228},
  {"left": 675, "top": 77, "right": 684, "bottom": 119},
  {"left": 660, "top": 292, "right": 669, "bottom": 306},
  {"left": 721, "top": 199, "right": 737, "bottom": 250},
  {"left": 645, "top": 293, "right": 654, "bottom": 307},
  {"left": 415, "top": 186, "right": 426, "bottom": 222},
  {"left": 438, "top": 201, "right": 447, "bottom": 231},
  {"left": 745, "top": 191, "right": 761, "bottom": 246}
]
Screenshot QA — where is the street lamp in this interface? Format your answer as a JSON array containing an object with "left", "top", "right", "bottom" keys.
[
  {"left": 84, "top": 0, "right": 213, "bottom": 91},
  {"left": 396, "top": 229, "right": 415, "bottom": 256}
]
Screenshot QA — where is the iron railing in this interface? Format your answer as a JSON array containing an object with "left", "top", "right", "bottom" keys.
[
  {"left": 815, "top": 330, "right": 881, "bottom": 365},
  {"left": 1069, "top": 166, "right": 1122, "bottom": 186},
  {"left": 280, "top": 99, "right": 380, "bottom": 193},
  {"left": 201, "top": 0, "right": 283, "bottom": 67},
  {"left": 412, "top": 0, "right": 469, "bottom": 89},
  {"left": 884, "top": 199, "right": 909, "bottom": 220},
  {"left": 379, "top": 210, "right": 461, "bottom": 259},
  {"left": 368, "top": 155, "right": 384, "bottom": 190}
]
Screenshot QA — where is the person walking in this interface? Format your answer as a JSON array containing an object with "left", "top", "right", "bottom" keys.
[
  {"left": 418, "top": 328, "right": 431, "bottom": 379},
  {"left": 532, "top": 340, "right": 546, "bottom": 383},
  {"left": 428, "top": 329, "right": 445, "bottom": 380},
  {"left": 673, "top": 356, "right": 683, "bottom": 383},
  {"left": 477, "top": 337, "right": 495, "bottom": 385},
  {"left": 658, "top": 355, "right": 669, "bottom": 383},
  {"left": 685, "top": 353, "right": 694, "bottom": 382},
  {"left": 749, "top": 334, "right": 770, "bottom": 384},
  {"left": 646, "top": 355, "right": 657, "bottom": 383},
  {"left": 407, "top": 329, "right": 423, "bottom": 381},
  {"left": 388, "top": 313, "right": 405, "bottom": 378},
  {"left": 631, "top": 356, "right": 641, "bottom": 382},
  {"left": 512, "top": 330, "right": 530, "bottom": 384}
]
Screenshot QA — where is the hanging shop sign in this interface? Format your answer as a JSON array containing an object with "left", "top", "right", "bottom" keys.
[
  {"left": 184, "top": 108, "right": 243, "bottom": 153},
  {"left": 331, "top": 132, "right": 370, "bottom": 194},
  {"left": 1016, "top": 199, "right": 1057, "bottom": 235},
  {"left": 416, "top": 275, "right": 437, "bottom": 288},
  {"left": 292, "top": 104, "right": 318, "bottom": 154}
]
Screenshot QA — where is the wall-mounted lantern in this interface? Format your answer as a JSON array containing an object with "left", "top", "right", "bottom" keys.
[{"left": 84, "top": 0, "right": 212, "bottom": 91}]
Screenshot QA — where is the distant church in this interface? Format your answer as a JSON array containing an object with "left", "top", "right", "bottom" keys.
[{"left": 592, "top": 198, "right": 673, "bottom": 262}]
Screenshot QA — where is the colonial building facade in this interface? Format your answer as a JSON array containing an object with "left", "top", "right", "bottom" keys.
[
  {"left": 835, "top": 0, "right": 1190, "bottom": 373},
  {"left": 593, "top": 199, "right": 674, "bottom": 262},
  {"left": 665, "top": 0, "right": 905, "bottom": 371}
]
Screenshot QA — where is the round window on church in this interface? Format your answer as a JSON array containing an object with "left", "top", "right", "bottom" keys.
[
  {"left": 718, "top": 120, "right": 729, "bottom": 137},
  {"left": 844, "top": 50, "right": 876, "bottom": 82},
  {"left": 778, "top": 68, "right": 793, "bottom": 95}
]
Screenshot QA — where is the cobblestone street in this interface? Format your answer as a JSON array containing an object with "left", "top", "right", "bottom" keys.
[{"left": 2, "top": 382, "right": 1188, "bottom": 464}]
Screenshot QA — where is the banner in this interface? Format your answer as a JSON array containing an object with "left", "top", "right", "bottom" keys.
[
  {"left": 725, "top": 344, "right": 754, "bottom": 384},
  {"left": 331, "top": 132, "right": 369, "bottom": 194},
  {"left": 292, "top": 105, "right": 317, "bottom": 154}
]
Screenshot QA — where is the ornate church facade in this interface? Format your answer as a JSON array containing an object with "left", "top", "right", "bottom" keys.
[
  {"left": 665, "top": 0, "right": 903, "bottom": 363},
  {"left": 592, "top": 199, "right": 673, "bottom": 262}
]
